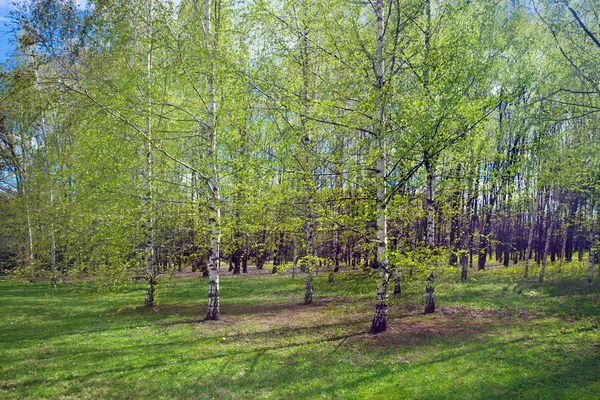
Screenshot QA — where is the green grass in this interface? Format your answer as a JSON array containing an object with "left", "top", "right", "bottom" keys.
[{"left": 1, "top": 263, "right": 599, "bottom": 399}]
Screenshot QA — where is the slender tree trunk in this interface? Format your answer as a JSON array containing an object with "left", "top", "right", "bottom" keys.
[
  {"left": 143, "top": 0, "right": 157, "bottom": 308},
  {"left": 233, "top": 249, "right": 241, "bottom": 275},
  {"left": 369, "top": 0, "right": 388, "bottom": 334},
  {"left": 20, "top": 176, "right": 35, "bottom": 279},
  {"left": 304, "top": 272, "right": 313, "bottom": 304},
  {"left": 256, "top": 229, "right": 266, "bottom": 269},
  {"left": 424, "top": 273, "right": 435, "bottom": 314},
  {"left": 292, "top": 236, "right": 298, "bottom": 279},
  {"left": 272, "top": 232, "right": 284, "bottom": 273},
  {"left": 49, "top": 186, "right": 57, "bottom": 281},
  {"left": 393, "top": 267, "right": 401, "bottom": 296},
  {"left": 503, "top": 196, "right": 512, "bottom": 267},
  {"left": 423, "top": 0, "right": 435, "bottom": 250},
  {"left": 566, "top": 198, "right": 578, "bottom": 262},
  {"left": 34, "top": 68, "right": 57, "bottom": 282},
  {"left": 304, "top": 218, "right": 314, "bottom": 303},
  {"left": 334, "top": 227, "right": 341, "bottom": 272},
  {"left": 297, "top": 22, "right": 316, "bottom": 303},
  {"left": 460, "top": 250, "right": 468, "bottom": 282},
  {"left": 524, "top": 194, "right": 539, "bottom": 279},
  {"left": 524, "top": 210, "right": 535, "bottom": 279},
  {"left": 204, "top": 0, "right": 221, "bottom": 320},
  {"left": 425, "top": 158, "right": 435, "bottom": 248},
  {"left": 560, "top": 225, "right": 568, "bottom": 272},
  {"left": 242, "top": 237, "right": 249, "bottom": 273},
  {"left": 478, "top": 209, "right": 491, "bottom": 270},
  {"left": 587, "top": 212, "right": 596, "bottom": 287},
  {"left": 14, "top": 86, "right": 36, "bottom": 279},
  {"left": 539, "top": 213, "right": 553, "bottom": 283}
]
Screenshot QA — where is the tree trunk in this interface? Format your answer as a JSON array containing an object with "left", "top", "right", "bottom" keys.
[
  {"left": 304, "top": 219, "right": 314, "bottom": 304},
  {"left": 460, "top": 250, "right": 468, "bottom": 282},
  {"left": 539, "top": 214, "right": 553, "bottom": 283},
  {"left": 560, "top": 225, "right": 568, "bottom": 272},
  {"left": 204, "top": 0, "right": 220, "bottom": 321},
  {"left": 424, "top": 273, "right": 435, "bottom": 314},
  {"left": 524, "top": 209, "right": 535, "bottom": 279},
  {"left": 304, "top": 272, "right": 313, "bottom": 304},
  {"left": 587, "top": 215, "right": 596, "bottom": 287},
  {"left": 334, "top": 228, "right": 341, "bottom": 272},
  {"left": 478, "top": 215, "right": 490, "bottom": 270},
  {"left": 242, "top": 239, "right": 249, "bottom": 274},
  {"left": 145, "top": 276, "right": 156, "bottom": 308},
  {"left": 256, "top": 229, "right": 267, "bottom": 270},
  {"left": 143, "top": 0, "right": 156, "bottom": 307},
  {"left": 34, "top": 65, "right": 57, "bottom": 282},
  {"left": 292, "top": 236, "right": 298, "bottom": 279},
  {"left": 49, "top": 187, "right": 57, "bottom": 282},
  {"left": 272, "top": 231, "right": 284, "bottom": 273},
  {"left": 232, "top": 250, "right": 241, "bottom": 275},
  {"left": 425, "top": 159, "right": 435, "bottom": 249},
  {"left": 393, "top": 267, "right": 401, "bottom": 296},
  {"left": 369, "top": 0, "right": 388, "bottom": 335}
]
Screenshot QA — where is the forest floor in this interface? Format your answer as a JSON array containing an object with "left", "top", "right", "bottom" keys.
[{"left": 0, "top": 261, "right": 599, "bottom": 399}]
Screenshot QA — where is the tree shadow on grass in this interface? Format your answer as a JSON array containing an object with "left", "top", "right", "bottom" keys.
[
  {"left": 0, "top": 295, "right": 365, "bottom": 349},
  {"left": 6, "top": 297, "right": 597, "bottom": 400},
  {"left": 0, "top": 328, "right": 367, "bottom": 391}
]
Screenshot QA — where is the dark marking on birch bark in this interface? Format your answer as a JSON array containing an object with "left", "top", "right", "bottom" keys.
[{"left": 370, "top": 282, "right": 388, "bottom": 334}]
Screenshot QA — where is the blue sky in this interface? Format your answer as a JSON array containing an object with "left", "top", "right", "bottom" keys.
[
  {"left": 0, "top": 0, "right": 15, "bottom": 63},
  {"left": 0, "top": 0, "right": 89, "bottom": 64}
]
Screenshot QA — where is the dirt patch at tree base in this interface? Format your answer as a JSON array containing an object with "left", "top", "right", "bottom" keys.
[{"left": 366, "top": 304, "right": 539, "bottom": 347}]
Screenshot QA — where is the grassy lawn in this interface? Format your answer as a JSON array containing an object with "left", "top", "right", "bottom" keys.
[{"left": 1, "top": 263, "right": 599, "bottom": 399}]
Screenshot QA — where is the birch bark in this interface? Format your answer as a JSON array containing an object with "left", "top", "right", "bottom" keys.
[
  {"left": 144, "top": 0, "right": 157, "bottom": 308},
  {"left": 369, "top": 0, "right": 389, "bottom": 334},
  {"left": 204, "top": 0, "right": 221, "bottom": 320}
]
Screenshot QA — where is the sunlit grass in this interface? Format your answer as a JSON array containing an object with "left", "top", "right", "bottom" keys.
[{"left": 0, "top": 263, "right": 599, "bottom": 399}]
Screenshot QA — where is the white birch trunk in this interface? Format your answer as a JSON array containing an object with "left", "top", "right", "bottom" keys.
[
  {"left": 560, "top": 224, "right": 568, "bottom": 272},
  {"left": 49, "top": 187, "right": 56, "bottom": 281},
  {"left": 304, "top": 211, "right": 314, "bottom": 304},
  {"left": 424, "top": 272, "right": 435, "bottom": 314},
  {"left": 299, "top": 26, "right": 315, "bottom": 304},
  {"left": 524, "top": 197, "right": 538, "bottom": 279},
  {"left": 370, "top": 0, "right": 389, "bottom": 334},
  {"left": 587, "top": 217, "right": 596, "bottom": 287},
  {"left": 424, "top": 0, "right": 435, "bottom": 249},
  {"left": 292, "top": 236, "right": 298, "bottom": 279},
  {"left": 24, "top": 183, "right": 35, "bottom": 279},
  {"left": 17, "top": 127, "right": 35, "bottom": 279},
  {"left": 204, "top": 0, "right": 221, "bottom": 320},
  {"left": 34, "top": 67, "right": 56, "bottom": 280},
  {"left": 539, "top": 214, "right": 553, "bottom": 283},
  {"left": 144, "top": 0, "right": 157, "bottom": 308},
  {"left": 425, "top": 161, "right": 435, "bottom": 248}
]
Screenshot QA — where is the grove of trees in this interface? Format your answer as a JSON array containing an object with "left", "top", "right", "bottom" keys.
[{"left": 1, "top": 0, "right": 599, "bottom": 333}]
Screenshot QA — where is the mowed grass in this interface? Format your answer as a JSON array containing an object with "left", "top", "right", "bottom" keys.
[{"left": 1, "top": 262, "right": 599, "bottom": 399}]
